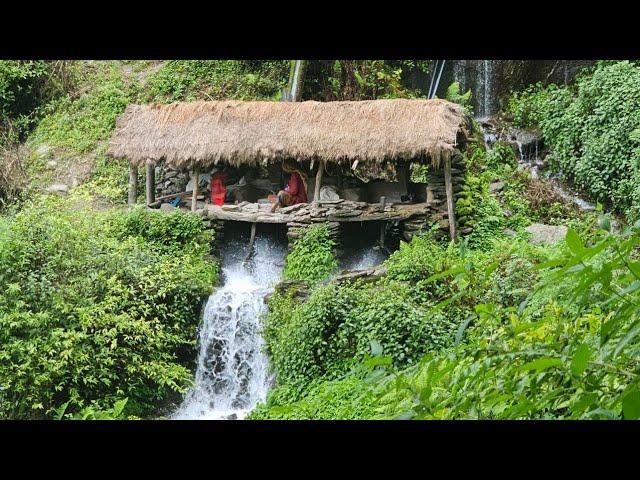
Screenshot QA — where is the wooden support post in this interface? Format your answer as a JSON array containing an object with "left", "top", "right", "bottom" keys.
[
  {"left": 191, "top": 167, "right": 200, "bottom": 212},
  {"left": 145, "top": 159, "right": 155, "bottom": 206},
  {"left": 128, "top": 161, "right": 138, "bottom": 206},
  {"left": 444, "top": 156, "right": 457, "bottom": 240},
  {"left": 398, "top": 162, "right": 409, "bottom": 197},
  {"left": 244, "top": 222, "right": 257, "bottom": 263},
  {"left": 313, "top": 160, "right": 324, "bottom": 203},
  {"left": 379, "top": 220, "right": 386, "bottom": 247}
]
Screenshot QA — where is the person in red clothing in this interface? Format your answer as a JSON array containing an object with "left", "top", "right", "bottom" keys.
[
  {"left": 271, "top": 159, "right": 308, "bottom": 212},
  {"left": 210, "top": 168, "right": 227, "bottom": 206}
]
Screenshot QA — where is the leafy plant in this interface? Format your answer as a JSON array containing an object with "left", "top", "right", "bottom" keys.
[
  {"left": 507, "top": 61, "right": 640, "bottom": 219},
  {"left": 283, "top": 224, "right": 337, "bottom": 284},
  {"left": 0, "top": 198, "right": 217, "bottom": 418}
]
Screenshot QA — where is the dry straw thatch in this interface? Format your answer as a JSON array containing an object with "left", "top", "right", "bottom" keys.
[{"left": 107, "top": 98, "right": 467, "bottom": 169}]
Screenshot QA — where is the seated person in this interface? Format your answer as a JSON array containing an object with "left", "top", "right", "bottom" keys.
[
  {"left": 210, "top": 167, "right": 227, "bottom": 206},
  {"left": 271, "top": 159, "right": 308, "bottom": 212}
]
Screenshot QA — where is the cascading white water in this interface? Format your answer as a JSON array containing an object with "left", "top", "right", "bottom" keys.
[
  {"left": 343, "top": 248, "right": 387, "bottom": 271},
  {"left": 453, "top": 60, "right": 467, "bottom": 91},
  {"left": 290, "top": 60, "right": 303, "bottom": 101},
  {"left": 483, "top": 123, "right": 596, "bottom": 212},
  {"left": 476, "top": 60, "right": 495, "bottom": 119},
  {"left": 172, "top": 235, "right": 286, "bottom": 420}
]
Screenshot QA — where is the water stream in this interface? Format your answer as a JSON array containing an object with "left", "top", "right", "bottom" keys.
[
  {"left": 171, "top": 223, "right": 389, "bottom": 419},
  {"left": 483, "top": 127, "right": 595, "bottom": 212},
  {"left": 172, "top": 234, "right": 286, "bottom": 420}
]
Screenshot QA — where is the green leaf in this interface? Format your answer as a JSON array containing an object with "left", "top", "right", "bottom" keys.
[
  {"left": 570, "top": 344, "right": 591, "bottom": 376},
  {"left": 112, "top": 398, "right": 128, "bottom": 417},
  {"left": 520, "top": 357, "right": 563, "bottom": 372},
  {"left": 622, "top": 390, "right": 640, "bottom": 420},
  {"left": 394, "top": 410, "right": 415, "bottom": 420},
  {"left": 565, "top": 229, "right": 584, "bottom": 254},
  {"left": 454, "top": 315, "right": 475, "bottom": 346},
  {"left": 54, "top": 400, "right": 71, "bottom": 420}
]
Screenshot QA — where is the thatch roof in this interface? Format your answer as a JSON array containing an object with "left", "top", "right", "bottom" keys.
[{"left": 107, "top": 99, "right": 467, "bottom": 169}]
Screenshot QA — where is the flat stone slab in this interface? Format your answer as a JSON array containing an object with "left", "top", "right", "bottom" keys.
[
  {"left": 45, "top": 183, "right": 69, "bottom": 195},
  {"left": 525, "top": 223, "right": 568, "bottom": 244},
  {"left": 160, "top": 203, "right": 177, "bottom": 211}
]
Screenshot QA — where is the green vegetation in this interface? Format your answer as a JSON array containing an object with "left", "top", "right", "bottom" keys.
[
  {"left": 507, "top": 61, "right": 640, "bottom": 220},
  {"left": 5, "top": 60, "right": 640, "bottom": 421},
  {"left": 251, "top": 124, "right": 627, "bottom": 420},
  {"left": 283, "top": 224, "right": 337, "bottom": 284},
  {"left": 142, "top": 60, "right": 290, "bottom": 103},
  {"left": 254, "top": 215, "right": 640, "bottom": 419},
  {"left": 0, "top": 198, "right": 217, "bottom": 419}
]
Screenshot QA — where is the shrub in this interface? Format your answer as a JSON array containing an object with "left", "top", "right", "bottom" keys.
[
  {"left": 0, "top": 198, "right": 217, "bottom": 418},
  {"left": 257, "top": 223, "right": 640, "bottom": 420},
  {"left": 507, "top": 61, "right": 640, "bottom": 218},
  {"left": 283, "top": 224, "right": 337, "bottom": 284},
  {"left": 0, "top": 61, "right": 52, "bottom": 139}
]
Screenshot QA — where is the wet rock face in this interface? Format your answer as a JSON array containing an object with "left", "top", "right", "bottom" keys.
[
  {"left": 437, "top": 60, "right": 595, "bottom": 117},
  {"left": 480, "top": 118, "right": 545, "bottom": 165}
]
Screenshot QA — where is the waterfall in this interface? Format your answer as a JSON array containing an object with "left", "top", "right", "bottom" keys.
[
  {"left": 453, "top": 60, "right": 467, "bottom": 91},
  {"left": 290, "top": 60, "right": 303, "bottom": 101},
  {"left": 477, "top": 60, "right": 495, "bottom": 119},
  {"left": 451, "top": 60, "right": 495, "bottom": 119},
  {"left": 172, "top": 234, "right": 286, "bottom": 420},
  {"left": 342, "top": 248, "right": 387, "bottom": 271}
]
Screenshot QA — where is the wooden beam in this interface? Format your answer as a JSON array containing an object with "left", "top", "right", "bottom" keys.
[
  {"left": 145, "top": 160, "right": 155, "bottom": 206},
  {"left": 243, "top": 222, "right": 257, "bottom": 263},
  {"left": 191, "top": 167, "right": 200, "bottom": 212},
  {"left": 443, "top": 156, "right": 457, "bottom": 240},
  {"left": 128, "top": 162, "right": 138, "bottom": 206},
  {"left": 313, "top": 160, "right": 324, "bottom": 203}
]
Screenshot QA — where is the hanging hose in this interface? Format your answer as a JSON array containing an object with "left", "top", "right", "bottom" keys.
[
  {"left": 430, "top": 60, "right": 446, "bottom": 99},
  {"left": 427, "top": 60, "right": 439, "bottom": 99}
]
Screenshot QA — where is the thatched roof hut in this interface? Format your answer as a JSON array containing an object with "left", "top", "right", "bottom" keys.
[{"left": 107, "top": 99, "right": 468, "bottom": 169}]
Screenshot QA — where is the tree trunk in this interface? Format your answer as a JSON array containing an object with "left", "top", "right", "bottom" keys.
[
  {"left": 444, "top": 156, "right": 457, "bottom": 240},
  {"left": 128, "top": 162, "right": 138, "bottom": 206},
  {"left": 145, "top": 160, "right": 155, "bottom": 206}
]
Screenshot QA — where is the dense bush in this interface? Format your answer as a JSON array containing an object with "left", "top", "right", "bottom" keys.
[
  {"left": 263, "top": 231, "right": 541, "bottom": 399},
  {"left": 263, "top": 278, "right": 458, "bottom": 395},
  {"left": 0, "top": 61, "right": 54, "bottom": 140},
  {"left": 302, "top": 60, "right": 429, "bottom": 101},
  {"left": 257, "top": 218, "right": 640, "bottom": 419},
  {"left": 0, "top": 199, "right": 217, "bottom": 418},
  {"left": 507, "top": 61, "right": 640, "bottom": 219},
  {"left": 283, "top": 224, "right": 337, "bottom": 284}
]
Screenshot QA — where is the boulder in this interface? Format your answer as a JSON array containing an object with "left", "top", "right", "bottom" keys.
[
  {"left": 45, "top": 183, "right": 69, "bottom": 195},
  {"left": 333, "top": 265, "right": 388, "bottom": 284},
  {"left": 525, "top": 223, "right": 568, "bottom": 244},
  {"left": 489, "top": 180, "right": 505, "bottom": 193},
  {"left": 36, "top": 144, "right": 51, "bottom": 159}
]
